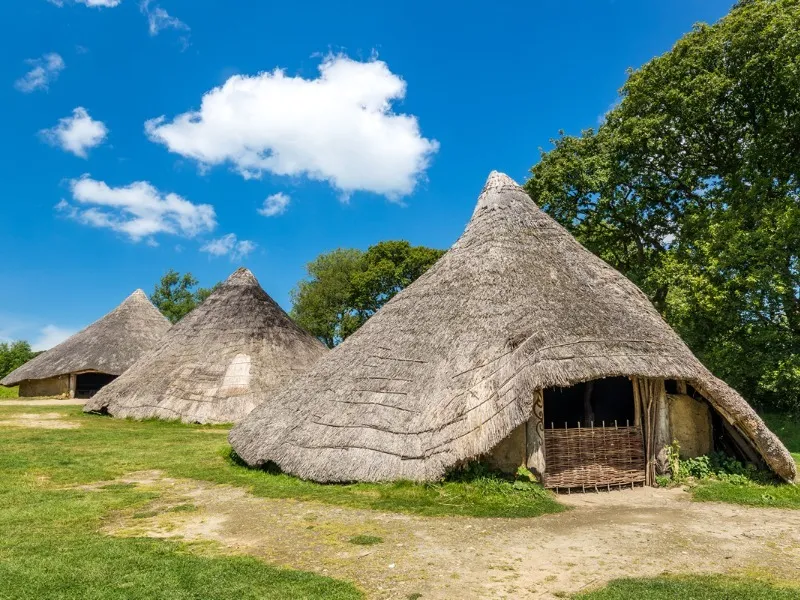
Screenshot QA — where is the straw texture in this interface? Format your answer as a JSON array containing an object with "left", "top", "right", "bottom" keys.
[
  {"left": 230, "top": 172, "right": 796, "bottom": 483},
  {"left": 84, "top": 268, "right": 327, "bottom": 424},
  {"left": 1, "top": 290, "right": 170, "bottom": 386}
]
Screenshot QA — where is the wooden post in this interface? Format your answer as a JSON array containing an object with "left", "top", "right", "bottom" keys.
[
  {"left": 582, "top": 381, "right": 595, "bottom": 426},
  {"left": 677, "top": 380, "right": 687, "bottom": 394},
  {"left": 653, "top": 379, "right": 671, "bottom": 475},
  {"left": 526, "top": 389, "right": 545, "bottom": 480},
  {"left": 632, "top": 377, "right": 642, "bottom": 428},
  {"left": 635, "top": 377, "right": 671, "bottom": 481},
  {"left": 68, "top": 374, "right": 76, "bottom": 399}
]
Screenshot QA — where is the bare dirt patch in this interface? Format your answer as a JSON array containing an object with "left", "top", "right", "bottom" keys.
[
  {"left": 0, "top": 399, "right": 84, "bottom": 406},
  {"left": 93, "top": 472, "right": 800, "bottom": 599},
  {"left": 0, "top": 412, "right": 80, "bottom": 429}
]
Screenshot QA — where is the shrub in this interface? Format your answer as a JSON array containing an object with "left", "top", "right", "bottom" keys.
[{"left": 664, "top": 440, "right": 774, "bottom": 486}]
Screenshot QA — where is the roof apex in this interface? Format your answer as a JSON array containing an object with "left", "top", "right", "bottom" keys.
[
  {"left": 223, "top": 267, "right": 258, "bottom": 287},
  {"left": 472, "top": 171, "right": 528, "bottom": 215}
]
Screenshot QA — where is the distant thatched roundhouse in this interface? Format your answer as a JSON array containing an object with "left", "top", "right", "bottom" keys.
[
  {"left": 84, "top": 268, "right": 327, "bottom": 424},
  {"left": 1, "top": 290, "right": 171, "bottom": 398},
  {"left": 230, "top": 172, "right": 796, "bottom": 486}
]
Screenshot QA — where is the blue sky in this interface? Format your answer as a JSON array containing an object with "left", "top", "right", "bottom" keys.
[{"left": 0, "top": 0, "right": 734, "bottom": 350}]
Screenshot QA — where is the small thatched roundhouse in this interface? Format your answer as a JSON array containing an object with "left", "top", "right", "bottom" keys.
[
  {"left": 1, "top": 290, "right": 170, "bottom": 398},
  {"left": 84, "top": 268, "right": 327, "bottom": 424},
  {"left": 230, "top": 172, "right": 796, "bottom": 487}
]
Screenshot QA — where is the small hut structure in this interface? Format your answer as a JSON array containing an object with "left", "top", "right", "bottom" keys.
[
  {"left": 1, "top": 290, "right": 170, "bottom": 398},
  {"left": 229, "top": 172, "right": 796, "bottom": 487},
  {"left": 84, "top": 268, "right": 327, "bottom": 424}
]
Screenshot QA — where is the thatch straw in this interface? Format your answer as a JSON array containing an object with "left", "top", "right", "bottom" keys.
[
  {"left": 1, "top": 290, "right": 170, "bottom": 387},
  {"left": 229, "top": 172, "right": 796, "bottom": 483},
  {"left": 84, "top": 268, "right": 327, "bottom": 424}
]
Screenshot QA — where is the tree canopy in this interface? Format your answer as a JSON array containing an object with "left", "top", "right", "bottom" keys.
[
  {"left": 0, "top": 341, "right": 36, "bottom": 380},
  {"left": 291, "top": 241, "right": 445, "bottom": 347},
  {"left": 526, "top": 0, "right": 800, "bottom": 411},
  {"left": 150, "top": 270, "right": 217, "bottom": 324}
]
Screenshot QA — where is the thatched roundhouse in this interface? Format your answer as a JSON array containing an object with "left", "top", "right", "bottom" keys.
[
  {"left": 230, "top": 172, "right": 796, "bottom": 486},
  {"left": 1, "top": 290, "right": 170, "bottom": 398},
  {"left": 84, "top": 268, "right": 327, "bottom": 424}
]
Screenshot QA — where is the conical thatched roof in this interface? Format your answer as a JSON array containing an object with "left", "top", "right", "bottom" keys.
[
  {"left": 84, "top": 268, "right": 327, "bottom": 424},
  {"left": 230, "top": 172, "right": 796, "bottom": 483},
  {"left": 1, "top": 290, "right": 171, "bottom": 387}
]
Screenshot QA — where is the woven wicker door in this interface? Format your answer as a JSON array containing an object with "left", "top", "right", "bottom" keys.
[{"left": 543, "top": 424, "right": 646, "bottom": 490}]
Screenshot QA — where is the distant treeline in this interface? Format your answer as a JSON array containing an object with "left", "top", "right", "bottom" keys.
[{"left": 0, "top": 341, "right": 38, "bottom": 380}]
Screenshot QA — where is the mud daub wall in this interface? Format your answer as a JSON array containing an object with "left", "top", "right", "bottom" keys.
[
  {"left": 19, "top": 375, "right": 70, "bottom": 397},
  {"left": 485, "top": 424, "right": 526, "bottom": 473},
  {"left": 668, "top": 393, "right": 712, "bottom": 458}
]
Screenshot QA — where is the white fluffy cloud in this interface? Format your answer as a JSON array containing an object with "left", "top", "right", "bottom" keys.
[
  {"left": 14, "top": 53, "right": 65, "bottom": 93},
  {"left": 33, "top": 325, "right": 77, "bottom": 351},
  {"left": 49, "top": 0, "right": 122, "bottom": 6},
  {"left": 140, "top": 0, "right": 189, "bottom": 35},
  {"left": 257, "top": 192, "right": 290, "bottom": 217},
  {"left": 77, "top": 0, "right": 122, "bottom": 6},
  {"left": 200, "top": 234, "right": 256, "bottom": 261},
  {"left": 58, "top": 176, "right": 216, "bottom": 242},
  {"left": 40, "top": 107, "right": 108, "bottom": 158},
  {"left": 145, "top": 55, "right": 438, "bottom": 199}
]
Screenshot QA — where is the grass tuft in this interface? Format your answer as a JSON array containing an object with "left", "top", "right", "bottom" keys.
[
  {"left": 683, "top": 413, "right": 800, "bottom": 508},
  {"left": 348, "top": 535, "right": 383, "bottom": 546},
  {"left": 0, "top": 386, "right": 19, "bottom": 399},
  {"left": 575, "top": 574, "right": 800, "bottom": 599}
]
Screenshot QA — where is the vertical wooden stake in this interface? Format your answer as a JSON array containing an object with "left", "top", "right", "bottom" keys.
[
  {"left": 653, "top": 379, "right": 670, "bottom": 475},
  {"left": 526, "top": 389, "right": 545, "bottom": 480}
]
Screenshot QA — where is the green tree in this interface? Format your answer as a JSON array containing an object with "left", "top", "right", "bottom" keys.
[
  {"left": 291, "top": 241, "right": 445, "bottom": 347},
  {"left": 150, "top": 269, "right": 217, "bottom": 324},
  {"left": 526, "top": 0, "right": 800, "bottom": 411},
  {"left": 0, "top": 340, "right": 36, "bottom": 379},
  {"left": 290, "top": 248, "right": 364, "bottom": 348}
]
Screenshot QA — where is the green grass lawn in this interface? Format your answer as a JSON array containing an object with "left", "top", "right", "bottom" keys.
[
  {"left": 686, "top": 412, "right": 800, "bottom": 509},
  {"left": 1, "top": 403, "right": 798, "bottom": 599},
  {"left": 576, "top": 575, "right": 800, "bottom": 599},
  {"left": 0, "top": 406, "right": 361, "bottom": 599},
  {"left": 0, "top": 385, "right": 19, "bottom": 398},
  {"left": 762, "top": 412, "right": 800, "bottom": 458},
  {"left": 0, "top": 403, "right": 561, "bottom": 598},
  {"left": 0, "top": 405, "right": 562, "bottom": 519}
]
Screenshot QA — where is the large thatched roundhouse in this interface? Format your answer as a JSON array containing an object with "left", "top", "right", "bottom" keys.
[
  {"left": 84, "top": 268, "right": 327, "bottom": 424},
  {"left": 1, "top": 290, "right": 171, "bottom": 398},
  {"left": 230, "top": 172, "right": 796, "bottom": 487}
]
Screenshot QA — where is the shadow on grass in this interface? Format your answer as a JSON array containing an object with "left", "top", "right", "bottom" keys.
[{"left": 222, "top": 447, "right": 564, "bottom": 518}]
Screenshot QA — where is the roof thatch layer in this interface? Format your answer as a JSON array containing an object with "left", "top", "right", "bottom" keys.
[
  {"left": 84, "top": 268, "right": 327, "bottom": 424},
  {"left": 229, "top": 172, "right": 796, "bottom": 483},
  {"left": 1, "top": 290, "right": 171, "bottom": 387}
]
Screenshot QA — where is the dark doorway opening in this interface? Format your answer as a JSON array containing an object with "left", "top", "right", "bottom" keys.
[
  {"left": 543, "top": 376, "right": 635, "bottom": 428},
  {"left": 75, "top": 373, "right": 117, "bottom": 399},
  {"left": 542, "top": 377, "right": 645, "bottom": 490}
]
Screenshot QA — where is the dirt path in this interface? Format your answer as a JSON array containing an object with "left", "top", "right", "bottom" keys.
[
  {"left": 0, "top": 399, "right": 84, "bottom": 406},
  {"left": 97, "top": 471, "right": 800, "bottom": 599},
  {"left": 0, "top": 412, "right": 80, "bottom": 429}
]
